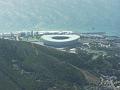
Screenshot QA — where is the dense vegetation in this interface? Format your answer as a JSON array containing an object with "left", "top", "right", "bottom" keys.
[
  {"left": 0, "top": 39, "right": 89, "bottom": 90},
  {"left": 0, "top": 39, "right": 119, "bottom": 90}
]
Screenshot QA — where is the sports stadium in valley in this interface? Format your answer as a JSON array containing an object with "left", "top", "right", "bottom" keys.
[{"left": 41, "top": 34, "right": 80, "bottom": 47}]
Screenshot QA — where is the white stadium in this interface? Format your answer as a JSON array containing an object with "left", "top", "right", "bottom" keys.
[{"left": 41, "top": 34, "right": 80, "bottom": 47}]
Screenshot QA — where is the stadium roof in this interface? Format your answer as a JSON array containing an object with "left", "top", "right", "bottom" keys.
[{"left": 41, "top": 35, "right": 80, "bottom": 42}]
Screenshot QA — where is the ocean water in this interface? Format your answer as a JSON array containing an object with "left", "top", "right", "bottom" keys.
[{"left": 0, "top": 0, "right": 120, "bottom": 36}]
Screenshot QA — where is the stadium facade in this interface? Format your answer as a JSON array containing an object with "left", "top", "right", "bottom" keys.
[{"left": 41, "top": 34, "right": 80, "bottom": 47}]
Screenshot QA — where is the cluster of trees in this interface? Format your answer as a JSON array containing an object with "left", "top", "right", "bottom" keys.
[{"left": 0, "top": 39, "right": 119, "bottom": 90}]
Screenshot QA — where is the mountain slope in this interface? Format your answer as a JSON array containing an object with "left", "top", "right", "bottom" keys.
[
  {"left": 0, "top": 39, "right": 95, "bottom": 90},
  {"left": 1, "top": 39, "right": 120, "bottom": 90}
]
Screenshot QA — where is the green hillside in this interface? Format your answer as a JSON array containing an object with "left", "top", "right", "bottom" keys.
[
  {"left": 1, "top": 39, "right": 119, "bottom": 90},
  {"left": 0, "top": 39, "right": 95, "bottom": 90}
]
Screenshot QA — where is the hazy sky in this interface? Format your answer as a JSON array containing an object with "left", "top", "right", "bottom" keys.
[{"left": 0, "top": 0, "right": 120, "bottom": 35}]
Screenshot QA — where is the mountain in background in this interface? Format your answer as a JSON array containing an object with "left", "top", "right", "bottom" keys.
[{"left": 0, "top": 0, "right": 120, "bottom": 35}]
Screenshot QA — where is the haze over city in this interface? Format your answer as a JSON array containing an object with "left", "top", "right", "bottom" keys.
[{"left": 0, "top": 0, "right": 120, "bottom": 36}]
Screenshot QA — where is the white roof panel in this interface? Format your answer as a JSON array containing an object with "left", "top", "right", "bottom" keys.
[{"left": 41, "top": 35, "right": 80, "bottom": 42}]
